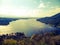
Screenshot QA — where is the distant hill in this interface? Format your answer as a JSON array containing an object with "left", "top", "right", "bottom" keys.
[
  {"left": 0, "top": 17, "right": 19, "bottom": 25},
  {"left": 37, "top": 13, "right": 60, "bottom": 27}
]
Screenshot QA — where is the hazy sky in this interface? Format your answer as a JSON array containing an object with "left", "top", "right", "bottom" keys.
[{"left": 0, "top": 0, "right": 60, "bottom": 17}]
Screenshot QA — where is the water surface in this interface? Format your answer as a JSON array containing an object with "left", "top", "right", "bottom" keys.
[{"left": 0, "top": 19, "right": 55, "bottom": 36}]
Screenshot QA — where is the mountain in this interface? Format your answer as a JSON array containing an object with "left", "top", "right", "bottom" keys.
[
  {"left": 37, "top": 13, "right": 60, "bottom": 27},
  {"left": 0, "top": 17, "right": 19, "bottom": 25}
]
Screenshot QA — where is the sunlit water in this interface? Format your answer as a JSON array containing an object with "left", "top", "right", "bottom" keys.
[{"left": 0, "top": 19, "right": 55, "bottom": 36}]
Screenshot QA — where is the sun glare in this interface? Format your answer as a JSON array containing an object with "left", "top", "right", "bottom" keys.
[{"left": 0, "top": 6, "right": 38, "bottom": 17}]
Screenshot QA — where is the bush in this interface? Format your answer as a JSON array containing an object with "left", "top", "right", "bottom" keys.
[{"left": 3, "top": 39, "right": 17, "bottom": 45}]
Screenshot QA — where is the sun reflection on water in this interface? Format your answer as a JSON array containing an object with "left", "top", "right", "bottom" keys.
[{"left": 0, "top": 26, "right": 12, "bottom": 35}]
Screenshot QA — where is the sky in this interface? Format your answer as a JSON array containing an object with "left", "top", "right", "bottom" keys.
[{"left": 0, "top": 0, "right": 60, "bottom": 17}]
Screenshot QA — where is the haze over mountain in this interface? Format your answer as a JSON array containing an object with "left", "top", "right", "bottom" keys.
[
  {"left": 37, "top": 13, "right": 60, "bottom": 27},
  {"left": 0, "top": 18, "right": 19, "bottom": 25},
  {"left": 0, "top": 17, "right": 39, "bottom": 25}
]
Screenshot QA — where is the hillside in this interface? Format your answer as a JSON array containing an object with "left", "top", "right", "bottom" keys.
[
  {"left": 0, "top": 18, "right": 19, "bottom": 25},
  {"left": 37, "top": 13, "right": 60, "bottom": 27}
]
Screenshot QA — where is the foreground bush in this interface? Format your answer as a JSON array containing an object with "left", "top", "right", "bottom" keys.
[
  {"left": 3, "top": 39, "right": 17, "bottom": 45},
  {"left": 0, "top": 32, "right": 60, "bottom": 45}
]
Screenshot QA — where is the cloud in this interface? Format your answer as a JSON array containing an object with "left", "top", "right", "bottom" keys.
[
  {"left": 37, "top": 0, "right": 46, "bottom": 8},
  {"left": 49, "top": 7, "right": 60, "bottom": 15},
  {"left": 38, "top": 2, "right": 45, "bottom": 8},
  {"left": 34, "top": 6, "right": 60, "bottom": 17}
]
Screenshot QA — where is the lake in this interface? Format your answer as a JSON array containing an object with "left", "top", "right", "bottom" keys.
[{"left": 0, "top": 19, "right": 56, "bottom": 36}]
